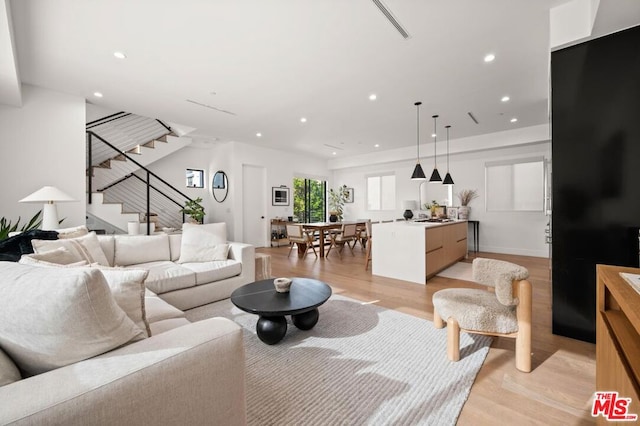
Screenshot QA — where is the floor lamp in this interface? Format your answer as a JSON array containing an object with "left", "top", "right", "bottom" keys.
[{"left": 19, "top": 186, "right": 76, "bottom": 230}]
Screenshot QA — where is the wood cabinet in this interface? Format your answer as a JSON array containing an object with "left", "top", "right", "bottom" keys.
[
  {"left": 425, "top": 221, "right": 467, "bottom": 279},
  {"left": 270, "top": 220, "right": 291, "bottom": 247},
  {"left": 596, "top": 265, "right": 640, "bottom": 424}
]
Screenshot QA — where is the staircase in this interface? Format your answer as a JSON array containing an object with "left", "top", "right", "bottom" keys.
[{"left": 86, "top": 112, "right": 193, "bottom": 233}]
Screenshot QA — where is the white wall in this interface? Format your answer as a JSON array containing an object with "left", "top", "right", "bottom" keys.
[
  {"left": 333, "top": 140, "right": 551, "bottom": 258},
  {"left": 145, "top": 140, "right": 331, "bottom": 244},
  {"left": 0, "top": 84, "right": 86, "bottom": 227}
]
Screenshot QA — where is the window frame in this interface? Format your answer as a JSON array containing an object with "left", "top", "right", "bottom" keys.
[{"left": 366, "top": 172, "right": 396, "bottom": 211}]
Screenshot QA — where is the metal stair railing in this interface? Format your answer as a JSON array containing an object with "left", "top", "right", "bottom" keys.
[{"left": 87, "top": 130, "right": 193, "bottom": 235}]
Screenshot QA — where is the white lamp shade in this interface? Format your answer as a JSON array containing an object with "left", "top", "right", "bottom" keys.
[
  {"left": 403, "top": 200, "right": 418, "bottom": 210},
  {"left": 19, "top": 186, "right": 75, "bottom": 203}
]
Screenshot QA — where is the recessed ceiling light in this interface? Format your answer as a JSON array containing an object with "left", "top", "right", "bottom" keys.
[
  {"left": 431, "top": 133, "right": 436, "bottom": 138},
  {"left": 113, "top": 51, "right": 127, "bottom": 59},
  {"left": 374, "top": 144, "right": 380, "bottom": 148},
  {"left": 369, "top": 94, "right": 377, "bottom": 101},
  {"left": 510, "top": 118, "right": 518, "bottom": 123},
  {"left": 484, "top": 53, "right": 496, "bottom": 63},
  {"left": 501, "top": 96, "right": 510, "bottom": 102},
  {"left": 93, "top": 92, "right": 103, "bottom": 98},
  {"left": 256, "top": 132, "right": 262, "bottom": 137},
  {"left": 300, "top": 117, "right": 307, "bottom": 123},
  {"left": 332, "top": 152, "right": 337, "bottom": 155}
]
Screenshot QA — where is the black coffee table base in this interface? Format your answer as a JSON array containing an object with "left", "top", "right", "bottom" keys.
[{"left": 256, "top": 308, "right": 320, "bottom": 345}]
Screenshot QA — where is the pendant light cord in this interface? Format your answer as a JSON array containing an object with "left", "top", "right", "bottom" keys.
[
  {"left": 432, "top": 115, "right": 438, "bottom": 167},
  {"left": 446, "top": 125, "right": 450, "bottom": 171}
]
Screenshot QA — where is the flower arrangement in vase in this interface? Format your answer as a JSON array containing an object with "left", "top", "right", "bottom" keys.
[{"left": 456, "top": 189, "right": 478, "bottom": 220}]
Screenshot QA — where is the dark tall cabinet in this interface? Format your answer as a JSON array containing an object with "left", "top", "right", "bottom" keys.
[{"left": 551, "top": 25, "right": 640, "bottom": 343}]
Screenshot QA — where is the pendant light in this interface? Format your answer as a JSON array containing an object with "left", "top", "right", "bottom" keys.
[
  {"left": 411, "top": 102, "right": 426, "bottom": 180},
  {"left": 442, "top": 125, "right": 455, "bottom": 185},
  {"left": 429, "top": 115, "right": 442, "bottom": 182}
]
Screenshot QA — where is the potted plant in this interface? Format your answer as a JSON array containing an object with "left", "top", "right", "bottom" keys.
[
  {"left": 328, "top": 185, "right": 349, "bottom": 222},
  {"left": 457, "top": 189, "right": 478, "bottom": 219},
  {"left": 0, "top": 210, "right": 43, "bottom": 240},
  {"left": 180, "top": 197, "right": 205, "bottom": 224}
]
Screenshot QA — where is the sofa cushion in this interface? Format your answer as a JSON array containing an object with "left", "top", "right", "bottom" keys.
[
  {"left": 149, "top": 317, "right": 191, "bottom": 335},
  {"left": 127, "top": 261, "right": 196, "bottom": 294},
  {"left": 144, "top": 294, "right": 186, "bottom": 323},
  {"left": 177, "top": 223, "right": 227, "bottom": 263},
  {"left": 169, "top": 233, "right": 182, "bottom": 261},
  {"left": 0, "top": 262, "right": 145, "bottom": 376},
  {"left": 180, "top": 260, "right": 242, "bottom": 285},
  {"left": 0, "top": 229, "right": 58, "bottom": 262},
  {"left": 19, "top": 247, "right": 85, "bottom": 265},
  {"left": 0, "top": 348, "right": 20, "bottom": 387},
  {"left": 115, "top": 235, "right": 170, "bottom": 266},
  {"left": 97, "top": 235, "right": 115, "bottom": 266},
  {"left": 32, "top": 232, "right": 110, "bottom": 266}
]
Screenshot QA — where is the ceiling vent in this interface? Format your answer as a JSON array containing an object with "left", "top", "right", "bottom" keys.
[
  {"left": 324, "top": 143, "right": 343, "bottom": 150},
  {"left": 186, "top": 99, "right": 236, "bottom": 116},
  {"left": 371, "top": 0, "right": 410, "bottom": 39},
  {"left": 467, "top": 112, "right": 479, "bottom": 124}
]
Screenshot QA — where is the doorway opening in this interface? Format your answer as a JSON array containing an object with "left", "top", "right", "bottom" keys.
[{"left": 293, "top": 178, "right": 326, "bottom": 223}]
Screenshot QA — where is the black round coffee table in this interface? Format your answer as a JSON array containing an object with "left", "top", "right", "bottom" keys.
[{"left": 230, "top": 278, "right": 332, "bottom": 344}]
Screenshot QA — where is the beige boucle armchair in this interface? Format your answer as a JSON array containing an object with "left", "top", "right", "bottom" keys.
[{"left": 432, "top": 258, "right": 532, "bottom": 372}]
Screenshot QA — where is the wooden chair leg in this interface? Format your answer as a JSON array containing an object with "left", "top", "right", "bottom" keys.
[
  {"left": 287, "top": 242, "right": 294, "bottom": 258},
  {"left": 447, "top": 318, "right": 460, "bottom": 362},
  {"left": 301, "top": 242, "right": 308, "bottom": 259},
  {"left": 309, "top": 240, "right": 318, "bottom": 258},
  {"left": 433, "top": 310, "right": 444, "bottom": 329},
  {"left": 365, "top": 240, "right": 372, "bottom": 270}
]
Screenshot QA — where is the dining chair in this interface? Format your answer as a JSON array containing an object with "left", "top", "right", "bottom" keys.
[
  {"left": 326, "top": 223, "right": 357, "bottom": 259},
  {"left": 364, "top": 220, "right": 373, "bottom": 270},
  {"left": 355, "top": 219, "right": 370, "bottom": 250},
  {"left": 286, "top": 224, "right": 317, "bottom": 259},
  {"left": 432, "top": 258, "right": 532, "bottom": 372}
]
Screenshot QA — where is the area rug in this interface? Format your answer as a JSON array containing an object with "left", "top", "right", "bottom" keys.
[
  {"left": 185, "top": 294, "right": 491, "bottom": 425},
  {"left": 436, "top": 261, "right": 474, "bottom": 282}
]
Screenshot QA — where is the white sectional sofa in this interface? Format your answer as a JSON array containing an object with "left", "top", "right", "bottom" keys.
[
  {"left": 0, "top": 223, "right": 255, "bottom": 424},
  {"left": 96, "top": 232, "right": 255, "bottom": 310}
]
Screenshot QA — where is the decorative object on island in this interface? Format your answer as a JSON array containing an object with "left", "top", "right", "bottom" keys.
[
  {"left": 411, "top": 101, "right": 427, "bottom": 180},
  {"left": 403, "top": 200, "right": 417, "bottom": 220},
  {"left": 19, "top": 186, "right": 75, "bottom": 230},
  {"left": 328, "top": 184, "right": 349, "bottom": 221},
  {"left": 180, "top": 197, "right": 205, "bottom": 224},
  {"left": 429, "top": 115, "right": 442, "bottom": 183},
  {"left": 447, "top": 207, "right": 458, "bottom": 220},
  {"left": 0, "top": 210, "right": 43, "bottom": 241},
  {"left": 273, "top": 277, "right": 292, "bottom": 293},
  {"left": 424, "top": 200, "right": 440, "bottom": 218},
  {"left": 442, "top": 125, "right": 455, "bottom": 185},
  {"left": 457, "top": 189, "right": 478, "bottom": 220},
  {"left": 272, "top": 186, "right": 290, "bottom": 206}
]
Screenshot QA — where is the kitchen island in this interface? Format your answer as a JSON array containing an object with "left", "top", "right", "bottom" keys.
[{"left": 372, "top": 220, "right": 468, "bottom": 285}]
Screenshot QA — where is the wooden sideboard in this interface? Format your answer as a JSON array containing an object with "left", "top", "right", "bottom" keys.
[{"left": 595, "top": 264, "right": 640, "bottom": 424}]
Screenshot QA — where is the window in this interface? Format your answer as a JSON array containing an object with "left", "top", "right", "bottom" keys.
[
  {"left": 293, "top": 177, "right": 326, "bottom": 222},
  {"left": 367, "top": 173, "right": 396, "bottom": 210},
  {"left": 485, "top": 157, "right": 544, "bottom": 211},
  {"left": 186, "top": 169, "right": 204, "bottom": 188}
]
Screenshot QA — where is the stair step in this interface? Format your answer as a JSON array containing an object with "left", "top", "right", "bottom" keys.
[
  {"left": 141, "top": 140, "right": 155, "bottom": 148},
  {"left": 97, "top": 160, "right": 111, "bottom": 169},
  {"left": 127, "top": 146, "right": 141, "bottom": 155},
  {"left": 113, "top": 154, "right": 127, "bottom": 161},
  {"left": 156, "top": 135, "right": 169, "bottom": 143}
]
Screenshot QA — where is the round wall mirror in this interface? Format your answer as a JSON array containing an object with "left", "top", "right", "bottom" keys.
[{"left": 212, "top": 170, "right": 228, "bottom": 203}]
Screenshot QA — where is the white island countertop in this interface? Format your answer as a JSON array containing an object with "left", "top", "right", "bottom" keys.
[{"left": 372, "top": 220, "right": 468, "bottom": 284}]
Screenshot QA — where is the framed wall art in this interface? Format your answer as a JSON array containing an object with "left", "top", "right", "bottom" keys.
[
  {"left": 447, "top": 207, "right": 458, "bottom": 220},
  {"left": 345, "top": 187, "right": 354, "bottom": 203},
  {"left": 272, "top": 186, "right": 290, "bottom": 206}
]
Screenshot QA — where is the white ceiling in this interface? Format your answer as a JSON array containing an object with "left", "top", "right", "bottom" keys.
[{"left": 4, "top": 0, "right": 640, "bottom": 159}]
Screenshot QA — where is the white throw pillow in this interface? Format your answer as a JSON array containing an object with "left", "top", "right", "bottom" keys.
[
  {"left": 55, "top": 225, "right": 89, "bottom": 239},
  {"left": 19, "top": 247, "right": 84, "bottom": 265},
  {"left": 0, "top": 262, "right": 145, "bottom": 376},
  {"left": 177, "top": 223, "right": 228, "bottom": 263},
  {"left": 31, "top": 232, "right": 110, "bottom": 266},
  {"left": 91, "top": 267, "right": 151, "bottom": 337},
  {"left": 114, "top": 234, "right": 170, "bottom": 266}
]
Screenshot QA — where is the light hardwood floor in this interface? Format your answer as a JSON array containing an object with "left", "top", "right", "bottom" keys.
[{"left": 257, "top": 244, "right": 596, "bottom": 425}]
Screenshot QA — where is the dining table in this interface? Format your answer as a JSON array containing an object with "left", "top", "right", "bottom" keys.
[{"left": 301, "top": 221, "right": 365, "bottom": 258}]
